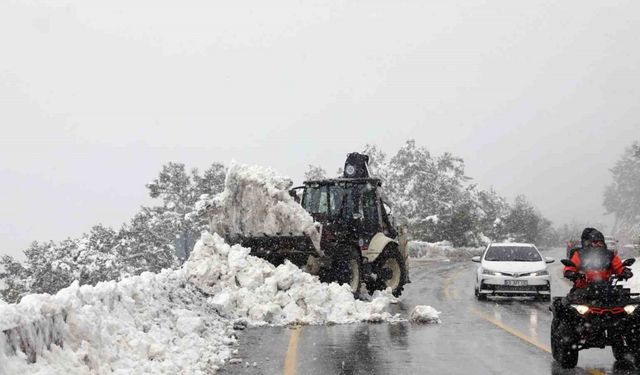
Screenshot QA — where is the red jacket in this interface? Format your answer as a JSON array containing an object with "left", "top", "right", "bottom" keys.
[{"left": 564, "top": 248, "right": 624, "bottom": 288}]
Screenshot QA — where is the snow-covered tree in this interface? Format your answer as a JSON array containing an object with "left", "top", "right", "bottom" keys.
[
  {"left": 504, "top": 195, "right": 541, "bottom": 243},
  {"left": 382, "top": 140, "right": 473, "bottom": 242},
  {"left": 74, "top": 225, "right": 121, "bottom": 286},
  {"left": 362, "top": 144, "right": 389, "bottom": 180},
  {"left": 117, "top": 207, "right": 177, "bottom": 275},
  {"left": 476, "top": 188, "right": 511, "bottom": 241},
  {"left": 356, "top": 140, "right": 556, "bottom": 246},
  {"left": 535, "top": 216, "right": 559, "bottom": 247},
  {"left": 303, "top": 165, "right": 327, "bottom": 180},
  {"left": 604, "top": 141, "right": 640, "bottom": 243},
  {"left": 22, "top": 239, "right": 78, "bottom": 295},
  {"left": 0, "top": 255, "right": 29, "bottom": 303},
  {"left": 145, "top": 162, "right": 226, "bottom": 260}
]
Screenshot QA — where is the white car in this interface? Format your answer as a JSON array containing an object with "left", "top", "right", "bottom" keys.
[{"left": 472, "top": 243, "right": 555, "bottom": 301}]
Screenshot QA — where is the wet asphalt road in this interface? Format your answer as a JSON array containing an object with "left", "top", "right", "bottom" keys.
[{"left": 219, "top": 247, "right": 640, "bottom": 375}]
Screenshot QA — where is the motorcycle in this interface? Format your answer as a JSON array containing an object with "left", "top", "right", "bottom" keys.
[{"left": 550, "top": 258, "right": 640, "bottom": 368}]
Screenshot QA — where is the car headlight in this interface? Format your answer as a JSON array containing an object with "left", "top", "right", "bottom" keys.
[
  {"left": 530, "top": 270, "right": 549, "bottom": 277},
  {"left": 625, "top": 305, "right": 637, "bottom": 314},
  {"left": 482, "top": 269, "right": 503, "bottom": 276},
  {"left": 571, "top": 305, "right": 589, "bottom": 315}
]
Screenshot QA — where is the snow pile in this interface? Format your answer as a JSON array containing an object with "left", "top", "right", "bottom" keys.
[
  {"left": 202, "top": 163, "right": 321, "bottom": 253},
  {"left": 409, "top": 305, "right": 441, "bottom": 324},
  {"left": 1, "top": 231, "right": 411, "bottom": 374},
  {"left": 186, "top": 232, "right": 395, "bottom": 325},
  {"left": 0, "top": 269, "right": 236, "bottom": 375},
  {"left": 408, "top": 240, "right": 483, "bottom": 260}
]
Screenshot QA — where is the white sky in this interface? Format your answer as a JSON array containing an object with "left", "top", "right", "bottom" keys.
[{"left": 1, "top": 0, "right": 639, "bottom": 258}]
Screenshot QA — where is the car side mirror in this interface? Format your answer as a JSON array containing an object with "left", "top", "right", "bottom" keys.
[
  {"left": 545, "top": 257, "right": 555, "bottom": 264},
  {"left": 561, "top": 259, "right": 576, "bottom": 268},
  {"left": 623, "top": 258, "right": 636, "bottom": 267},
  {"left": 472, "top": 256, "right": 481, "bottom": 263}
]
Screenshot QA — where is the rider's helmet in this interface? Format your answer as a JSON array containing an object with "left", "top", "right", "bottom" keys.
[{"left": 581, "top": 227, "right": 607, "bottom": 249}]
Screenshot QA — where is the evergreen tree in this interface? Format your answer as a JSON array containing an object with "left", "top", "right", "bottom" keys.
[
  {"left": 117, "top": 207, "right": 177, "bottom": 275},
  {"left": 0, "top": 255, "right": 29, "bottom": 302},
  {"left": 145, "top": 162, "right": 226, "bottom": 260},
  {"left": 75, "top": 225, "right": 121, "bottom": 286},
  {"left": 361, "top": 144, "right": 389, "bottom": 179},
  {"left": 303, "top": 165, "right": 327, "bottom": 180},
  {"left": 604, "top": 141, "right": 640, "bottom": 243},
  {"left": 505, "top": 195, "right": 540, "bottom": 243},
  {"left": 477, "top": 188, "right": 510, "bottom": 241},
  {"left": 23, "top": 240, "right": 78, "bottom": 295}
]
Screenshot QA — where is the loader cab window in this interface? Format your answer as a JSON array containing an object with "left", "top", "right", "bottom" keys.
[
  {"left": 360, "top": 184, "right": 380, "bottom": 228},
  {"left": 303, "top": 186, "right": 328, "bottom": 214},
  {"left": 328, "top": 185, "right": 355, "bottom": 219}
]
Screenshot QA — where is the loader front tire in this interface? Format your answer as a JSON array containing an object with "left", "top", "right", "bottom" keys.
[
  {"left": 333, "top": 247, "right": 363, "bottom": 296},
  {"left": 371, "top": 246, "right": 407, "bottom": 297}
]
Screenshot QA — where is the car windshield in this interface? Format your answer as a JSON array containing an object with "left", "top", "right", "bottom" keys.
[{"left": 484, "top": 246, "right": 542, "bottom": 262}]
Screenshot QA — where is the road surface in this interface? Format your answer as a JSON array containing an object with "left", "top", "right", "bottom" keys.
[{"left": 220, "top": 247, "right": 639, "bottom": 375}]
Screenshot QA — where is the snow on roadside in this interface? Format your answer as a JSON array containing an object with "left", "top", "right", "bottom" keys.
[
  {"left": 0, "top": 269, "right": 235, "bottom": 375},
  {"left": 408, "top": 240, "right": 483, "bottom": 261}
]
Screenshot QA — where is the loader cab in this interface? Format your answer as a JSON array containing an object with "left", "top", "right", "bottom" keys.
[{"left": 299, "top": 178, "right": 396, "bottom": 241}]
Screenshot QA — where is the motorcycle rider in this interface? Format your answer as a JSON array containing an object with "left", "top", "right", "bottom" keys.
[{"left": 563, "top": 227, "right": 632, "bottom": 288}]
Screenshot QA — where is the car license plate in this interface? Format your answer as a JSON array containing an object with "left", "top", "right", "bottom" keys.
[{"left": 505, "top": 280, "right": 528, "bottom": 286}]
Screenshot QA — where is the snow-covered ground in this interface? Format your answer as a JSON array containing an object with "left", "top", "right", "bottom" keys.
[
  {"left": 1, "top": 164, "right": 440, "bottom": 375},
  {"left": 408, "top": 240, "right": 483, "bottom": 261}
]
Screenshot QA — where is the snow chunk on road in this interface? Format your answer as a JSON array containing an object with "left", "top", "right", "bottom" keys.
[
  {"left": 186, "top": 232, "right": 397, "bottom": 325},
  {"left": 202, "top": 163, "right": 321, "bottom": 253},
  {"left": 409, "top": 305, "right": 441, "bottom": 324}
]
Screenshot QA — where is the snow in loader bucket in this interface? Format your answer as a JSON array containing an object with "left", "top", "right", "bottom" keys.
[
  {"left": 201, "top": 162, "right": 323, "bottom": 259},
  {"left": 230, "top": 235, "right": 317, "bottom": 265}
]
